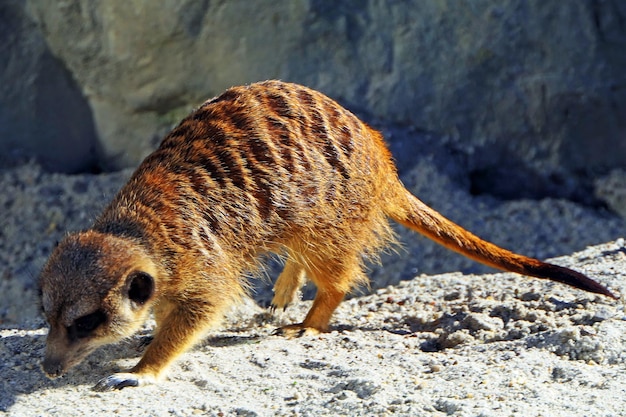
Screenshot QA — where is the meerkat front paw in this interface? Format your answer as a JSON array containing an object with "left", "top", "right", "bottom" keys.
[
  {"left": 93, "top": 372, "right": 156, "bottom": 391},
  {"left": 270, "top": 290, "right": 295, "bottom": 313},
  {"left": 271, "top": 260, "right": 306, "bottom": 313}
]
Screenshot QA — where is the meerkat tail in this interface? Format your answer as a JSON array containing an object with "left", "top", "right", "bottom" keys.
[{"left": 387, "top": 188, "right": 618, "bottom": 299}]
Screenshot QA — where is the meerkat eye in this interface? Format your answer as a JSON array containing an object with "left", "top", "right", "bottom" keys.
[{"left": 69, "top": 310, "right": 107, "bottom": 340}]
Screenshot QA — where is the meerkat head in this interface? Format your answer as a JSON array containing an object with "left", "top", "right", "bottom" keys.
[{"left": 39, "top": 230, "right": 159, "bottom": 379}]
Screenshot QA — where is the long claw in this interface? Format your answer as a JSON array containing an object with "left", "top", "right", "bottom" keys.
[
  {"left": 272, "top": 324, "right": 320, "bottom": 338},
  {"left": 268, "top": 303, "right": 290, "bottom": 316},
  {"left": 93, "top": 373, "right": 141, "bottom": 391}
]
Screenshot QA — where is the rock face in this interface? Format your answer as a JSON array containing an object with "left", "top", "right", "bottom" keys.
[
  {"left": 2, "top": 1, "right": 626, "bottom": 195},
  {"left": 0, "top": 0, "right": 100, "bottom": 173}
]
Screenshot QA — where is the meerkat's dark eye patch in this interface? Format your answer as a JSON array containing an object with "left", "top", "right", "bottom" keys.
[
  {"left": 126, "top": 271, "right": 154, "bottom": 307},
  {"left": 68, "top": 310, "right": 107, "bottom": 340}
]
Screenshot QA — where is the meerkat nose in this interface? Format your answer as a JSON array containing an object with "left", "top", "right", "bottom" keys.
[{"left": 42, "top": 356, "right": 65, "bottom": 379}]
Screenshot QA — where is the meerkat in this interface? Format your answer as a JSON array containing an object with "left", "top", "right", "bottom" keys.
[{"left": 39, "top": 80, "right": 617, "bottom": 391}]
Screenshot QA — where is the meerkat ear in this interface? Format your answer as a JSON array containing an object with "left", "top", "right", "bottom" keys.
[{"left": 126, "top": 271, "right": 154, "bottom": 307}]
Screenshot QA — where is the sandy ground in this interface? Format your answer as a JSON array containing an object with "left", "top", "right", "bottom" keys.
[
  {"left": 1, "top": 240, "right": 625, "bottom": 416},
  {"left": 0, "top": 153, "right": 625, "bottom": 416}
]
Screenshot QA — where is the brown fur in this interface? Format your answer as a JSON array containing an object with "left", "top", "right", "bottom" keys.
[{"left": 38, "top": 80, "right": 617, "bottom": 390}]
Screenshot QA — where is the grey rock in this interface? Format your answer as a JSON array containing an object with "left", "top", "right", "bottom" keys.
[
  {"left": 0, "top": 0, "right": 100, "bottom": 173},
  {"left": 1, "top": 0, "right": 621, "bottom": 195}
]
